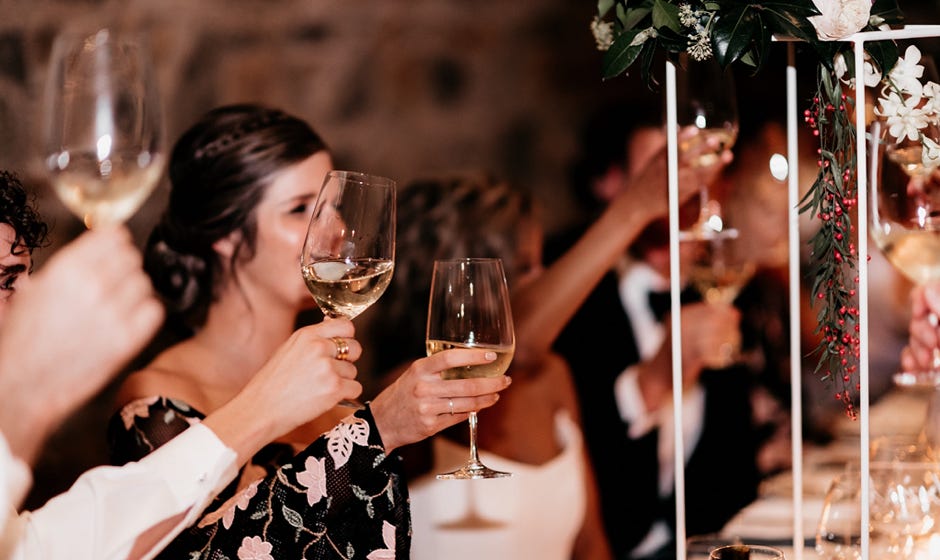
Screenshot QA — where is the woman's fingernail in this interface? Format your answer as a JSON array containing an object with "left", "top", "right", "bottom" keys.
[{"left": 484, "top": 351, "right": 497, "bottom": 360}]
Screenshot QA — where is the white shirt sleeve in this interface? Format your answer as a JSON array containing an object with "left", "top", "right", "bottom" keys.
[
  {"left": 4, "top": 423, "right": 238, "bottom": 560},
  {"left": 0, "top": 431, "right": 32, "bottom": 557}
]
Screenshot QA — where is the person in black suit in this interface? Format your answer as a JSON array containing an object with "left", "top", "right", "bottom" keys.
[{"left": 547, "top": 106, "right": 762, "bottom": 559}]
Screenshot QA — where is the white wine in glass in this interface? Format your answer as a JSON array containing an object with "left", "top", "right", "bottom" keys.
[
  {"left": 301, "top": 170, "right": 396, "bottom": 408},
  {"left": 426, "top": 258, "right": 515, "bottom": 480},
  {"left": 684, "top": 231, "right": 756, "bottom": 306},
  {"left": 675, "top": 56, "right": 739, "bottom": 239},
  {"left": 41, "top": 28, "right": 164, "bottom": 228}
]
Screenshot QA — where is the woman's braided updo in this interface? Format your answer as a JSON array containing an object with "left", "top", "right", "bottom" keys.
[{"left": 145, "top": 104, "right": 327, "bottom": 333}]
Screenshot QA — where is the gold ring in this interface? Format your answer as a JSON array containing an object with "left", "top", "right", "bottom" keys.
[
  {"left": 331, "top": 337, "right": 349, "bottom": 361},
  {"left": 448, "top": 399, "right": 455, "bottom": 416}
]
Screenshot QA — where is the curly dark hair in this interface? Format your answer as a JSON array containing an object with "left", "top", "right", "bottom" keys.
[{"left": 0, "top": 170, "right": 49, "bottom": 259}]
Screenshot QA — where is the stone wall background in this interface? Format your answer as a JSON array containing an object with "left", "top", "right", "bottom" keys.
[
  {"left": 1, "top": 0, "right": 647, "bottom": 247},
  {"left": 3, "top": 0, "right": 938, "bottom": 509}
]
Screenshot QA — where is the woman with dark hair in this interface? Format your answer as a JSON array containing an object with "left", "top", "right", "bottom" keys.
[{"left": 107, "top": 104, "right": 510, "bottom": 559}]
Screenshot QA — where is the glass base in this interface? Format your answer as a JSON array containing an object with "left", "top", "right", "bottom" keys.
[
  {"left": 436, "top": 460, "right": 512, "bottom": 480},
  {"left": 892, "top": 370, "right": 940, "bottom": 390},
  {"left": 677, "top": 225, "right": 739, "bottom": 242}
]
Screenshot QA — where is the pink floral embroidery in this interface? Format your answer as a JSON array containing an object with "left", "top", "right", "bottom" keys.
[
  {"left": 120, "top": 396, "right": 158, "bottom": 430},
  {"left": 223, "top": 480, "right": 260, "bottom": 529},
  {"left": 197, "top": 478, "right": 261, "bottom": 529},
  {"left": 296, "top": 456, "right": 328, "bottom": 506},
  {"left": 326, "top": 416, "right": 370, "bottom": 469},
  {"left": 237, "top": 536, "right": 274, "bottom": 560},
  {"left": 366, "top": 521, "right": 396, "bottom": 559}
]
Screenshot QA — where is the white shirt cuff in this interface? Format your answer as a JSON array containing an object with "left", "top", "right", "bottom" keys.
[
  {"left": 614, "top": 366, "right": 659, "bottom": 438},
  {"left": 10, "top": 423, "right": 237, "bottom": 560}
]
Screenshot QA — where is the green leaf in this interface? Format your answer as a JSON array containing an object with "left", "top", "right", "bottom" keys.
[
  {"left": 623, "top": 5, "right": 653, "bottom": 31},
  {"left": 759, "top": 5, "right": 818, "bottom": 43},
  {"left": 602, "top": 29, "right": 647, "bottom": 79},
  {"left": 712, "top": 6, "right": 755, "bottom": 68},
  {"left": 871, "top": 0, "right": 904, "bottom": 24},
  {"left": 597, "top": 0, "right": 615, "bottom": 19},
  {"left": 865, "top": 39, "right": 899, "bottom": 79},
  {"left": 640, "top": 39, "right": 660, "bottom": 90},
  {"left": 652, "top": 0, "right": 680, "bottom": 33}
]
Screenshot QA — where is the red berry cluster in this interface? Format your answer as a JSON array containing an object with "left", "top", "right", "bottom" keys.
[{"left": 801, "top": 68, "right": 862, "bottom": 420}]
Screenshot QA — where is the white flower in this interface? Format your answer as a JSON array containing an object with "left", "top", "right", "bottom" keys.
[
  {"left": 923, "top": 137, "right": 940, "bottom": 169},
  {"left": 590, "top": 17, "right": 614, "bottom": 51},
  {"left": 809, "top": 0, "right": 871, "bottom": 41},
  {"left": 687, "top": 31, "right": 712, "bottom": 62},
  {"left": 834, "top": 53, "right": 849, "bottom": 82},
  {"left": 833, "top": 52, "right": 881, "bottom": 89},
  {"left": 888, "top": 45, "right": 925, "bottom": 97},
  {"left": 862, "top": 59, "right": 883, "bottom": 88},
  {"left": 678, "top": 4, "right": 697, "bottom": 28},
  {"left": 922, "top": 81, "right": 940, "bottom": 114},
  {"left": 878, "top": 92, "right": 930, "bottom": 142}
]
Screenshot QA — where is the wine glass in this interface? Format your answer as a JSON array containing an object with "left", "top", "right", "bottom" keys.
[
  {"left": 869, "top": 118, "right": 940, "bottom": 389},
  {"left": 301, "top": 170, "right": 396, "bottom": 407},
  {"left": 675, "top": 56, "right": 739, "bottom": 240},
  {"left": 708, "top": 544, "right": 785, "bottom": 560},
  {"left": 41, "top": 28, "right": 164, "bottom": 228},
  {"left": 426, "top": 258, "right": 515, "bottom": 480},
  {"left": 816, "top": 467, "right": 864, "bottom": 560},
  {"left": 684, "top": 230, "right": 756, "bottom": 306},
  {"left": 680, "top": 191, "right": 755, "bottom": 367}
]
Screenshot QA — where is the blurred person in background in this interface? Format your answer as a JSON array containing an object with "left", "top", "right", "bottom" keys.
[{"left": 547, "top": 104, "right": 761, "bottom": 559}]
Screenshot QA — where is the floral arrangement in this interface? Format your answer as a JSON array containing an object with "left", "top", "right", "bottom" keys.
[
  {"left": 591, "top": 0, "right": 908, "bottom": 417},
  {"left": 873, "top": 45, "right": 940, "bottom": 170}
]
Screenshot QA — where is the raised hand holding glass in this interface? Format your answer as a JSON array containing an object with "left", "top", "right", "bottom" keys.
[
  {"left": 426, "top": 258, "right": 515, "bottom": 479},
  {"left": 301, "top": 170, "right": 396, "bottom": 407}
]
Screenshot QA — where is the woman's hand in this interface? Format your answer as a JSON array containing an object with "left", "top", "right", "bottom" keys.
[
  {"left": 369, "top": 348, "right": 512, "bottom": 453},
  {"left": 901, "top": 283, "right": 940, "bottom": 372},
  {"left": 210, "top": 318, "right": 363, "bottom": 458}
]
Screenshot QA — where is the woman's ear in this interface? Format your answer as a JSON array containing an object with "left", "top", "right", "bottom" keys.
[{"left": 212, "top": 231, "right": 242, "bottom": 259}]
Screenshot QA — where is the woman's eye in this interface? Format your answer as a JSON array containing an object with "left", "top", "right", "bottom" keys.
[{"left": 289, "top": 203, "right": 308, "bottom": 214}]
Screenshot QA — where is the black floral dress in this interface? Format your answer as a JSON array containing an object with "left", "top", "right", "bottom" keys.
[{"left": 108, "top": 396, "right": 410, "bottom": 559}]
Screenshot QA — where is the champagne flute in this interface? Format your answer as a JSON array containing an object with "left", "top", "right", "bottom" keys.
[
  {"left": 426, "top": 258, "right": 515, "bottom": 480},
  {"left": 301, "top": 170, "right": 396, "bottom": 407},
  {"left": 675, "top": 56, "right": 739, "bottom": 240},
  {"left": 41, "top": 28, "right": 164, "bottom": 228}
]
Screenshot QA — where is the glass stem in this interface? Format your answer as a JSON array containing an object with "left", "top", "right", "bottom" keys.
[
  {"left": 467, "top": 411, "right": 481, "bottom": 464},
  {"left": 699, "top": 184, "right": 710, "bottom": 223}
]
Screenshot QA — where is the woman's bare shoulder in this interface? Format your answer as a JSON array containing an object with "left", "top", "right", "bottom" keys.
[{"left": 115, "top": 345, "right": 205, "bottom": 410}]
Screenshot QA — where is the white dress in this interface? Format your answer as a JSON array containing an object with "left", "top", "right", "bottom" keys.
[{"left": 408, "top": 410, "right": 587, "bottom": 560}]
